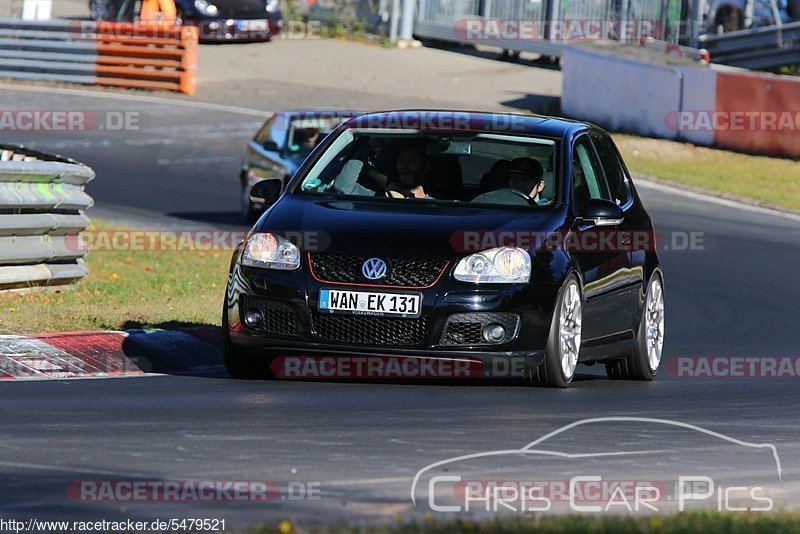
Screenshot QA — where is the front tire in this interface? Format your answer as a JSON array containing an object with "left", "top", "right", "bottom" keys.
[
  {"left": 89, "top": 0, "right": 135, "bottom": 20},
  {"left": 528, "top": 275, "right": 583, "bottom": 388},
  {"left": 222, "top": 305, "right": 273, "bottom": 379},
  {"left": 605, "top": 272, "right": 665, "bottom": 381}
]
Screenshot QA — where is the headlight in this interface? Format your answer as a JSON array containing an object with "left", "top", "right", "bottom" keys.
[
  {"left": 454, "top": 247, "right": 531, "bottom": 283},
  {"left": 194, "top": 0, "right": 218, "bottom": 16},
  {"left": 266, "top": 0, "right": 279, "bottom": 13},
  {"left": 241, "top": 232, "right": 300, "bottom": 270}
]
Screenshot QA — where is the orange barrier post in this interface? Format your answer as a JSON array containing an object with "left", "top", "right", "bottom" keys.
[
  {"left": 91, "top": 21, "right": 199, "bottom": 95},
  {"left": 140, "top": 0, "right": 178, "bottom": 25},
  {"left": 179, "top": 26, "right": 199, "bottom": 93}
]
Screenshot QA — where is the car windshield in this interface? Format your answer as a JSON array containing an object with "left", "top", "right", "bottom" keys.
[
  {"left": 295, "top": 129, "right": 559, "bottom": 207},
  {"left": 285, "top": 116, "right": 356, "bottom": 158}
]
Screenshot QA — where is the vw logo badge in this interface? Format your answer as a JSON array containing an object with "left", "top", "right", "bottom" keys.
[{"left": 362, "top": 258, "right": 387, "bottom": 280}]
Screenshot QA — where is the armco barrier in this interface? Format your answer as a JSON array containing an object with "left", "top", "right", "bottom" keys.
[
  {"left": 0, "top": 145, "right": 93, "bottom": 290},
  {"left": 0, "top": 18, "right": 198, "bottom": 94},
  {"left": 561, "top": 42, "right": 800, "bottom": 158},
  {"left": 699, "top": 21, "right": 800, "bottom": 71}
]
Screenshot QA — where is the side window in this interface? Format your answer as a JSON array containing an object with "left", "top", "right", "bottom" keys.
[
  {"left": 591, "top": 131, "right": 631, "bottom": 206},
  {"left": 255, "top": 115, "right": 277, "bottom": 146},
  {"left": 254, "top": 115, "right": 288, "bottom": 151},
  {"left": 254, "top": 115, "right": 275, "bottom": 146},
  {"left": 571, "top": 136, "right": 609, "bottom": 214}
]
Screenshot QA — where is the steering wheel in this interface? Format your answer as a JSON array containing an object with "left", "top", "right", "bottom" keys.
[{"left": 508, "top": 189, "right": 537, "bottom": 205}]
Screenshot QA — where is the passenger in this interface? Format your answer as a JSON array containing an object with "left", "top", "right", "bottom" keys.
[{"left": 508, "top": 157, "right": 549, "bottom": 205}]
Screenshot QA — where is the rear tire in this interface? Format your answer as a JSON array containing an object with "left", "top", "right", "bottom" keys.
[
  {"left": 222, "top": 305, "right": 273, "bottom": 379},
  {"left": 89, "top": 0, "right": 135, "bottom": 21},
  {"left": 528, "top": 275, "right": 582, "bottom": 388},
  {"left": 605, "top": 273, "right": 664, "bottom": 381}
]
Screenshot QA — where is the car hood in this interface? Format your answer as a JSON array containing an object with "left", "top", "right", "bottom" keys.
[
  {"left": 258, "top": 194, "right": 564, "bottom": 259},
  {"left": 184, "top": 0, "right": 267, "bottom": 18}
]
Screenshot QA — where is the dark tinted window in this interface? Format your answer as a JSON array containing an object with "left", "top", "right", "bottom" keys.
[
  {"left": 296, "top": 129, "right": 559, "bottom": 208},
  {"left": 572, "top": 136, "right": 609, "bottom": 214},
  {"left": 254, "top": 115, "right": 276, "bottom": 146},
  {"left": 591, "top": 131, "right": 631, "bottom": 206},
  {"left": 254, "top": 114, "right": 288, "bottom": 151}
]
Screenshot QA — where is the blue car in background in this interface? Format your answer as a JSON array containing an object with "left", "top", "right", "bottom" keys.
[
  {"left": 89, "top": 0, "right": 283, "bottom": 41},
  {"left": 707, "top": 0, "right": 799, "bottom": 33},
  {"left": 239, "top": 109, "right": 361, "bottom": 222}
]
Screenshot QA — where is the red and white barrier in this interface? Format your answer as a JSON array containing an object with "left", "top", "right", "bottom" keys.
[{"left": 561, "top": 44, "right": 800, "bottom": 158}]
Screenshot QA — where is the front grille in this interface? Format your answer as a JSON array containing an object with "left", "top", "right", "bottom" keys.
[
  {"left": 311, "top": 311, "right": 429, "bottom": 346},
  {"left": 440, "top": 312, "right": 520, "bottom": 346},
  {"left": 309, "top": 253, "right": 448, "bottom": 288},
  {"left": 240, "top": 296, "right": 298, "bottom": 336}
]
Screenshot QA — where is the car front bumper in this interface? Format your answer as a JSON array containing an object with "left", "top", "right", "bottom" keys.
[
  {"left": 188, "top": 18, "right": 280, "bottom": 41},
  {"left": 226, "top": 263, "right": 559, "bottom": 378}
]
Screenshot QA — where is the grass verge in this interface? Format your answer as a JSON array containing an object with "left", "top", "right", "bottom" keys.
[
  {"left": 615, "top": 135, "right": 800, "bottom": 212},
  {"left": 0, "top": 220, "right": 231, "bottom": 335},
  {"left": 261, "top": 510, "right": 800, "bottom": 534}
]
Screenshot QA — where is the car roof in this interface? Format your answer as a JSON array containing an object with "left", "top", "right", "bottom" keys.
[
  {"left": 340, "top": 109, "right": 590, "bottom": 138},
  {"left": 278, "top": 109, "right": 362, "bottom": 119}
]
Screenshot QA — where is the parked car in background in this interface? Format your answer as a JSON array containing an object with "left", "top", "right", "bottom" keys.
[
  {"left": 240, "top": 109, "right": 361, "bottom": 222},
  {"left": 89, "top": 0, "right": 283, "bottom": 41},
  {"left": 706, "top": 0, "right": 799, "bottom": 33}
]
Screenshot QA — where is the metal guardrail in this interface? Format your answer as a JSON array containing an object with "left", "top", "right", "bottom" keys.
[
  {"left": 414, "top": 0, "right": 682, "bottom": 57},
  {"left": 0, "top": 145, "right": 93, "bottom": 291},
  {"left": 699, "top": 20, "right": 800, "bottom": 69},
  {"left": 0, "top": 17, "right": 198, "bottom": 94}
]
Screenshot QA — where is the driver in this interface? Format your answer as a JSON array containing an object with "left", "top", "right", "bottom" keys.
[
  {"left": 290, "top": 129, "right": 320, "bottom": 152},
  {"left": 333, "top": 140, "right": 433, "bottom": 199}
]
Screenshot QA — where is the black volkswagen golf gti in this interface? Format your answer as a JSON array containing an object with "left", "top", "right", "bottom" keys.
[{"left": 223, "top": 111, "right": 665, "bottom": 387}]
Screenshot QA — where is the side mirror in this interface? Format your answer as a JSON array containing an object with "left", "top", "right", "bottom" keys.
[
  {"left": 249, "top": 178, "right": 283, "bottom": 205},
  {"left": 261, "top": 140, "right": 280, "bottom": 152},
  {"left": 580, "top": 198, "right": 624, "bottom": 227}
]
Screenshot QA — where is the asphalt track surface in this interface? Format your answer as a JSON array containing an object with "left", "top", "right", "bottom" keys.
[{"left": 1, "top": 86, "right": 799, "bottom": 528}]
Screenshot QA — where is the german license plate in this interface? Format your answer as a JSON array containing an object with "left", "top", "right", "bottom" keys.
[
  {"left": 238, "top": 19, "right": 268, "bottom": 32},
  {"left": 319, "top": 289, "right": 421, "bottom": 318}
]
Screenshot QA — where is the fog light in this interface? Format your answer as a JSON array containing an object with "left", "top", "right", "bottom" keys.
[
  {"left": 244, "top": 307, "right": 263, "bottom": 328},
  {"left": 482, "top": 323, "right": 507, "bottom": 344}
]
